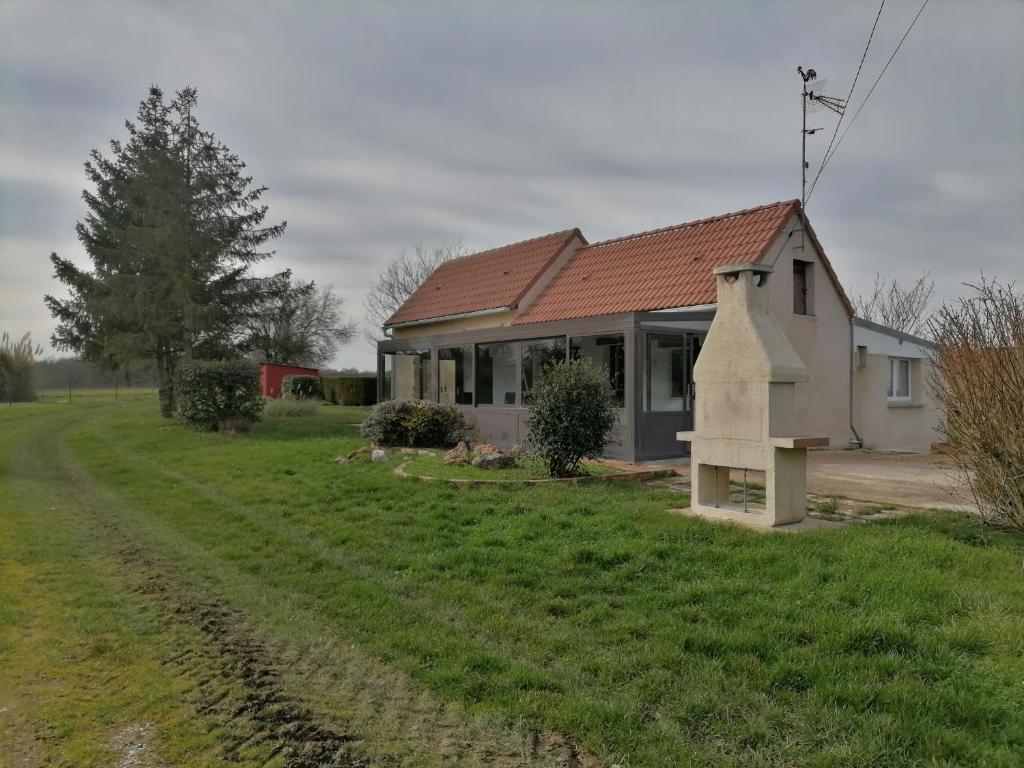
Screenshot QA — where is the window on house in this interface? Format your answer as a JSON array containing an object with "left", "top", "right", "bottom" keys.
[
  {"left": 521, "top": 337, "right": 566, "bottom": 404},
  {"left": 793, "top": 259, "right": 813, "bottom": 315},
  {"left": 475, "top": 342, "right": 519, "bottom": 405},
  {"left": 644, "top": 334, "right": 685, "bottom": 411},
  {"left": 888, "top": 357, "right": 911, "bottom": 400},
  {"left": 382, "top": 349, "right": 432, "bottom": 400},
  {"left": 437, "top": 346, "right": 473, "bottom": 405},
  {"left": 570, "top": 334, "right": 626, "bottom": 407}
]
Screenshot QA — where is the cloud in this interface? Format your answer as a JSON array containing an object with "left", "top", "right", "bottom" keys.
[{"left": 1, "top": 0, "right": 1022, "bottom": 370}]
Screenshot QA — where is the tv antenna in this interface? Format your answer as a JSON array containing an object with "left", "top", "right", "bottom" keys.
[{"left": 797, "top": 66, "right": 846, "bottom": 246}]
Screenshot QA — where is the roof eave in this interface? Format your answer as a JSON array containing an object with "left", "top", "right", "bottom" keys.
[{"left": 384, "top": 305, "right": 513, "bottom": 330}]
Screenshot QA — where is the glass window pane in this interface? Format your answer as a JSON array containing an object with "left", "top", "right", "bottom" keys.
[
  {"left": 476, "top": 342, "right": 519, "bottom": 405},
  {"left": 521, "top": 337, "right": 566, "bottom": 405},
  {"left": 897, "top": 359, "right": 910, "bottom": 398},
  {"left": 383, "top": 349, "right": 431, "bottom": 400},
  {"left": 438, "top": 346, "right": 473, "bottom": 405},
  {"left": 645, "top": 334, "right": 686, "bottom": 411},
  {"left": 888, "top": 358, "right": 911, "bottom": 399},
  {"left": 570, "top": 334, "right": 625, "bottom": 407}
]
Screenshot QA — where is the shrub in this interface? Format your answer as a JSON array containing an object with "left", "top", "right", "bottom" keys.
[
  {"left": 323, "top": 375, "right": 377, "bottom": 406},
  {"left": 929, "top": 278, "right": 1023, "bottom": 534},
  {"left": 175, "top": 360, "right": 264, "bottom": 430},
  {"left": 282, "top": 374, "right": 323, "bottom": 400},
  {"left": 264, "top": 398, "right": 321, "bottom": 418},
  {"left": 360, "top": 399, "right": 473, "bottom": 448},
  {"left": 0, "top": 332, "right": 41, "bottom": 403},
  {"left": 527, "top": 358, "right": 617, "bottom": 477}
]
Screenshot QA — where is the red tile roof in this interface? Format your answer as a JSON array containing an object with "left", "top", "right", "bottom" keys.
[
  {"left": 514, "top": 200, "right": 852, "bottom": 325},
  {"left": 385, "top": 229, "right": 582, "bottom": 327}
]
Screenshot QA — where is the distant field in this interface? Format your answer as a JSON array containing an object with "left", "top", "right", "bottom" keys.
[{"left": 1, "top": 394, "right": 1021, "bottom": 767}]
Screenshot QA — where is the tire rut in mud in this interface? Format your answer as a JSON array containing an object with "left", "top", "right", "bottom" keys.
[{"left": 118, "top": 546, "right": 372, "bottom": 767}]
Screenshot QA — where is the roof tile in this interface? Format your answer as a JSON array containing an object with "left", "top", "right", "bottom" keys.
[
  {"left": 514, "top": 201, "right": 799, "bottom": 325},
  {"left": 385, "top": 229, "right": 581, "bottom": 326}
]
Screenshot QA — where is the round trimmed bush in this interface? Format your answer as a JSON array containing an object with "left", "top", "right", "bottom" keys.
[
  {"left": 360, "top": 399, "right": 473, "bottom": 448},
  {"left": 175, "top": 360, "right": 263, "bottom": 431},
  {"left": 281, "top": 374, "right": 323, "bottom": 400},
  {"left": 527, "top": 358, "right": 617, "bottom": 477}
]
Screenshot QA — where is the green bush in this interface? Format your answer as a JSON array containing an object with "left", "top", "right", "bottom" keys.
[
  {"left": 360, "top": 399, "right": 473, "bottom": 448},
  {"left": 175, "top": 360, "right": 263, "bottom": 430},
  {"left": 322, "top": 375, "right": 377, "bottom": 406},
  {"left": 282, "top": 375, "right": 322, "bottom": 400},
  {"left": 527, "top": 358, "right": 617, "bottom": 477},
  {"left": 264, "top": 398, "right": 321, "bottom": 418}
]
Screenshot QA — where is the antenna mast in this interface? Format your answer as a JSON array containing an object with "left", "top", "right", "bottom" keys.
[{"left": 796, "top": 66, "right": 845, "bottom": 246}]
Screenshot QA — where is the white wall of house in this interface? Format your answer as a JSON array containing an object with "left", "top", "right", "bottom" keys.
[
  {"left": 852, "top": 323, "right": 941, "bottom": 452},
  {"left": 764, "top": 215, "right": 858, "bottom": 449}
]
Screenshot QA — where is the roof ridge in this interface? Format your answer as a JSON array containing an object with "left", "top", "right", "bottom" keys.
[
  {"left": 441, "top": 227, "right": 579, "bottom": 267},
  {"left": 584, "top": 200, "right": 799, "bottom": 250}
]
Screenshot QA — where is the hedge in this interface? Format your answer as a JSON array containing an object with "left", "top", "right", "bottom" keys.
[
  {"left": 175, "top": 360, "right": 263, "bottom": 430},
  {"left": 323, "top": 375, "right": 377, "bottom": 406}
]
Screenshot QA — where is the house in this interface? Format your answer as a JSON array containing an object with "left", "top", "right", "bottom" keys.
[{"left": 377, "top": 200, "right": 940, "bottom": 461}]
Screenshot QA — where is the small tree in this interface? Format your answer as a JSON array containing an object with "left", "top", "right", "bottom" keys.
[
  {"left": 527, "top": 358, "right": 617, "bottom": 477},
  {"left": 929, "top": 278, "right": 1023, "bottom": 534},
  {"left": 363, "top": 240, "right": 466, "bottom": 342}
]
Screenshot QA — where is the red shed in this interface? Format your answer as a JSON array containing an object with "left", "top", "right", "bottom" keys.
[{"left": 260, "top": 363, "right": 320, "bottom": 398}]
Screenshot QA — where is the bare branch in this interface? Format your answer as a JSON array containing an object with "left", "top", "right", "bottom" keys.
[
  {"left": 853, "top": 271, "right": 935, "bottom": 337},
  {"left": 928, "top": 276, "right": 1024, "bottom": 534},
  {"left": 362, "top": 240, "right": 467, "bottom": 342}
]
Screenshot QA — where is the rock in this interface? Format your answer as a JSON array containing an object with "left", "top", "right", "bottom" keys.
[
  {"left": 473, "top": 443, "right": 499, "bottom": 456},
  {"left": 371, "top": 449, "right": 388, "bottom": 463},
  {"left": 471, "top": 451, "right": 515, "bottom": 469},
  {"left": 443, "top": 441, "right": 470, "bottom": 466}
]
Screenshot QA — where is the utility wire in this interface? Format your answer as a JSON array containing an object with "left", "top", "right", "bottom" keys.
[
  {"left": 806, "top": 0, "right": 930, "bottom": 203},
  {"left": 807, "top": 0, "right": 886, "bottom": 203}
]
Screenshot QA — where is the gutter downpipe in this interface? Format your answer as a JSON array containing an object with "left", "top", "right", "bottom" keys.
[{"left": 848, "top": 316, "right": 864, "bottom": 449}]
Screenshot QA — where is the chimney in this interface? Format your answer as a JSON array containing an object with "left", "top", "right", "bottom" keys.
[{"left": 677, "top": 263, "right": 828, "bottom": 527}]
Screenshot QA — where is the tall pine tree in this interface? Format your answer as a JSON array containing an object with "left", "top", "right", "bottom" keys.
[{"left": 46, "top": 86, "right": 288, "bottom": 416}]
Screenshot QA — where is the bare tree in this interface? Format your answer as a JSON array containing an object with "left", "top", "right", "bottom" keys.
[
  {"left": 853, "top": 272, "right": 935, "bottom": 337},
  {"left": 241, "top": 280, "right": 356, "bottom": 367},
  {"left": 928, "top": 277, "right": 1024, "bottom": 535},
  {"left": 363, "top": 240, "right": 467, "bottom": 342}
]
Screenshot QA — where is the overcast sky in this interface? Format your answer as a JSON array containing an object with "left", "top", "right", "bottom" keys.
[{"left": 2, "top": 0, "right": 1021, "bottom": 370}]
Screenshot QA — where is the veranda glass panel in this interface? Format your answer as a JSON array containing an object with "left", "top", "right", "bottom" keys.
[
  {"left": 570, "top": 334, "right": 625, "bottom": 407},
  {"left": 383, "top": 349, "right": 431, "bottom": 400},
  {"left": 476, "top": 342, "right": 519, "bottom": 405},
  {"left": 437, "top": 346, "right": 473, "bottom": 405},
  {"left": 521, "top": 337, "right": 566, "bottom": 404},
  {"left": 645, "top": 334, "right": 685, "bottom": 411}
]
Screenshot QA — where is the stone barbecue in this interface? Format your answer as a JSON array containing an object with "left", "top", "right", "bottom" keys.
[{"left": 678, "top": 262, "right": 828, "bottom": 527}]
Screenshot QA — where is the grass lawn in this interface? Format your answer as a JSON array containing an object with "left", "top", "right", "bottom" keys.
[{"left": 1, "top": 395, "right": 1022, "bottom": 767}]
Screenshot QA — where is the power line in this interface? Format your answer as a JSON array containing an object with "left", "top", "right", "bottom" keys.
[
  {"left": 807, "top": 0, "right": 886, "bottom": 202},
  {"left": 806, "top": 0, "right": 930, "bottom": 204}
]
